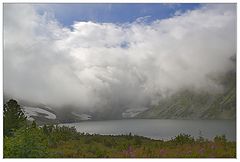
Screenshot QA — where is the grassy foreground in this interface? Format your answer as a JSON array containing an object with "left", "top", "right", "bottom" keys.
[
  {"left": 48, "top": 134, "right": 236, "bottom": 158},
  {"left": 4, "top": 124, "right": 236, "bottom": 158}
]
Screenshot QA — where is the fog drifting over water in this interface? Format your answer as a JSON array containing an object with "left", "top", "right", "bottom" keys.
[{"left": 3, "top": 4, "right": 236, "bottom": 111}]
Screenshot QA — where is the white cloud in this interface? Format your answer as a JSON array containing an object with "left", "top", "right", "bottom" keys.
[{"left": 3, "top": 4, "right": 236, "bottom": 111}]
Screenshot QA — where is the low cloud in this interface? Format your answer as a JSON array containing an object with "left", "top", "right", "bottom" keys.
[{"left": 3, "top": 4, "right": 236, "bottom": 111}]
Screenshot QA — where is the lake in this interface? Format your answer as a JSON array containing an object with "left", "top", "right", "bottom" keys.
[{"left": 61, "top": 119, "right": 236, "bottom": 141}]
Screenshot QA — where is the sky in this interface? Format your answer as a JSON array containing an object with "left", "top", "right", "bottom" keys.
[
  {"left": 34, "top": 4, "right": 200, "bottom": 26},
  {"left": 3, "top": 4, "right": 236, "bottom": 112}
]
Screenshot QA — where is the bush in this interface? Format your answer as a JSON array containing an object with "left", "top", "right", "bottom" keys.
[
  {"left": 42, "top": 125, "right": 80, "bottom": 147},
  {"left": 4, "top": 127, "right": 48, "bottom": 158},
  {"left": 134, "top": 137, "right": 142, "bottom": 146},
  {"left": 172, "top": 133, "right": 195, "bottom": 145},
  {"left": 214, "top": 135, "right": 227, "bottom": 144}
]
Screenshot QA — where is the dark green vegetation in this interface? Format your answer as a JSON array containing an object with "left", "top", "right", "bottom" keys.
[
  {"left": 3, "top": 99, "right": 236, "bottom": 158},
  {"left": 3, "top": 99, "right": 27, "bottom": 136},
  {"left": 137, "top": 69, "right": 236, "bottom": 120}
]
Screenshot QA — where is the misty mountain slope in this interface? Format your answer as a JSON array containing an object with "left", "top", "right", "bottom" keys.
[
  {"left": 54, "top": 108, "right": 93, "bottom": 123},
  {"left": 200, "top": 70, "right": 236, "bottom": 119},
  {"left": 137, "top": 70, "right": 236, "bottom": 120},
  {"left": 3, "top": 69, "right": 236, "bottom": 123},
  {"left": 91, "top": 107, "right": 125, "bottom": 120}
]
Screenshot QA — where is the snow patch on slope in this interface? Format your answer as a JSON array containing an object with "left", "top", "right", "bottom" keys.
[
  {"left": 72, "top": 112, "right": 92, "bottom": 120},
  {"left": 23, "top": 106, "right": 56, "bottom": 120},
  {"left": 122, "top": 107, "right": 149, "bottom": 118}
]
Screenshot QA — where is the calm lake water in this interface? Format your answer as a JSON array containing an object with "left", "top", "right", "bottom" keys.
[{"left": 61, "top": 119, "right": 236, "bottom": 141}]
